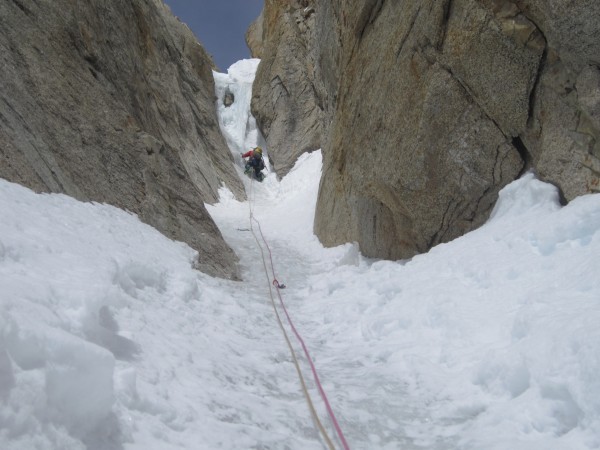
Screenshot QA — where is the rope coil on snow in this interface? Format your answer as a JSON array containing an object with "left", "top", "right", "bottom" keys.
[{"left": 247, "top": 177, "right": 350, "bottom": 450}]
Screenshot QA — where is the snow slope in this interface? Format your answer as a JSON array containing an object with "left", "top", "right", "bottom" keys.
[{"left": 0, "top": 59, "right": 599, "bottom": 450}]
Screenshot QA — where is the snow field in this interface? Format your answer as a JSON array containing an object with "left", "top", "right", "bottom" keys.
[
  {"left": 210, "top": 158, "right": 600, "bottom": 449},
  {"left": 294, "top": 174, "right": 600, "bottom": 449},
  {"left": 0, "top": 175, "right": 329, "bottom": 450},
  {"left": 0, "top": 180, "right": 203, "bottom": 449}
]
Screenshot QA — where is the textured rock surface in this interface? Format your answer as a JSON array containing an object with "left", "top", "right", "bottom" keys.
[
  {"left": 250, "top": 0, "right": 600, "bottom": 260},
  {"left": 0, "top": 0, "right": 245, "bottom": 278},
  {"left": 248, "top": 0, "right": 323, "bottom": 176},
  {"left": 517, "top": 0, "right": 600, "bottom": 199}
]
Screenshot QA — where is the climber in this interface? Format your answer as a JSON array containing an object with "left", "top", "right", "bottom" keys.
[{"left": 241, "top": 147, "right": 265, "bottom": 182}]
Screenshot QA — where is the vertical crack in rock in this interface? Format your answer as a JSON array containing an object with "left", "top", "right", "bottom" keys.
[
  {"left": 10, "top": 0, "right": 32, "bottom": 16},
  {"left": 271, "top": 75, "right": 290, "bottom": 96},
  {"left": 526, "top": 33, "right": 548, "bottom": 126},
  {"left": 396, "top": 5, "right": 422, "bottom": 59},
  {"left": 470, "top": 144, "right": 503, "bottom": 225},
  {"left": 357, "top": 0, "right": 385, "bottom": 41},
  {"left": 512, "top": 136, "right": 532, "bottom": 176},
  {"left": 428, "top": 198, "right": 460, "bottom": 249},
  {"left": 438, "top": 0, "right": 453, "bottom": 50}
]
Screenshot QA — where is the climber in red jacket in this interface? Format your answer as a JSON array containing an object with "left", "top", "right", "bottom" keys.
[{"left": 241, "top": 147, "right": 265, "bottom": 181}]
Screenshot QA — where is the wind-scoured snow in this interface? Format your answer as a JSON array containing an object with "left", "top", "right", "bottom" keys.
[{"left": 0, "top": 60, "right": 599, "bottom": 450}]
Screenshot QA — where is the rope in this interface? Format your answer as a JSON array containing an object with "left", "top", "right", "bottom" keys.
[{"left": 246, "top": 176, "right": 350, "bottom": 450}]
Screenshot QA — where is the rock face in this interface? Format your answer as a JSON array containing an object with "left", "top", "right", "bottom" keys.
[
  {"left": 0, "top": 0, "right": 245, "bottom": 278},
  {"left": 248, "top": 0, "right": 323, "bottom": 176},
  {"left": 249, "top": 0, "right": 600, "bottom": 260}
]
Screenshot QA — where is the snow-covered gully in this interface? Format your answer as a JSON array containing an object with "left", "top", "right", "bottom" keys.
[{"left": 0, "top": 59, "right": 599, "bottom": 450}]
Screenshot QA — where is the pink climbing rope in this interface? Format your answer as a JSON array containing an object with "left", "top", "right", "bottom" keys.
[{"left": 249, "top": 213, "right": 351, "bottom": 450}]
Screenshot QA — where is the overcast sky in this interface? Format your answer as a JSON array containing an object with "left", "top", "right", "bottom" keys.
[{"left": 163, "top": 0, "right": 263, "bottom": 72}]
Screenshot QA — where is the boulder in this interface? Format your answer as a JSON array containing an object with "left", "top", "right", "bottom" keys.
[
  {"left": 250, "top": 0, "right": 600, "bottom": 260},
  {"left": 314, "top": 1, "right": 524, "bottom": 258}
]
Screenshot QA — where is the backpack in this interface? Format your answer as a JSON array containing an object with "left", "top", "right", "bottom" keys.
[{"left": 249, "top": 155, "right": 264, "bottom": 170}]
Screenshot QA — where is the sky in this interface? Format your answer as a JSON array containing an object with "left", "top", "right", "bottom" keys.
[
  {"left": 163, "top": 0, "right": 264, "bottom": 71},
  {"left": 2, "top": 60, "right": 600, "bottom": 449}
]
